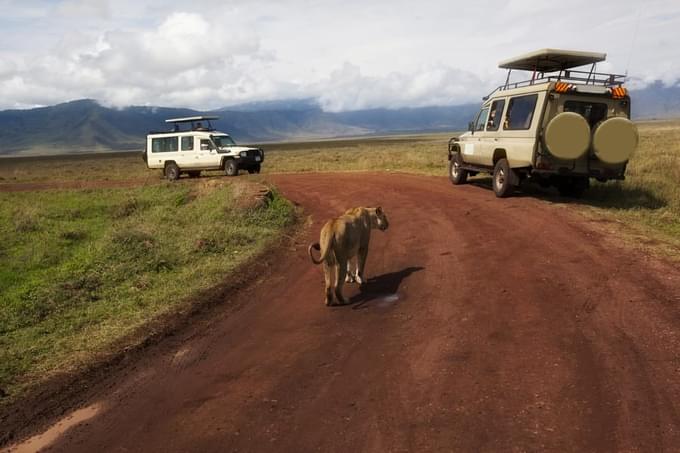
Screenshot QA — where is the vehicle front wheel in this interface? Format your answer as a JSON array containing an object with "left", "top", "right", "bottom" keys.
[
  {"left": 448, "top": 154, "right": 468, "bottom": 185},
  {"left": 224, "top": 160, "right": 238, "bottom": 177},
  {"left": 492, "top": 158, "right": 514, "bottom": 198},
  {"left": 165, "top": 162, "right": 180, "bottom": 181}
]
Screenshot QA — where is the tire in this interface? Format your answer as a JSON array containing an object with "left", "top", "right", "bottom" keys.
[
  {"left": 224, "top": 159, "right": 238, "bottom": 177},
  {"left": 254, "top": 164, "right": 261, "bottom": 174},
  {"left": 492, "top": 158, "right": 514, "bottom": 198},
  {"left": 188, "top": 171, "right": 201, "bottom": 178},
  {"left": 164, "top": 162, "right": 180, "bottom": 181},
  {"left": 448, "top": 153, "right": 468, "bottom": 185},
  {"left": 247, "top": 168, "right": 255, "bottom": 174}
]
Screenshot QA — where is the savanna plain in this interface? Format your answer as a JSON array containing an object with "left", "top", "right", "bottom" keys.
[{"left": 1, "top": 120, "right": 679, "bottom": 451}]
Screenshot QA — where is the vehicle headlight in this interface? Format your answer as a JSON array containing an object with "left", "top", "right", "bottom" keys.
[{"left": 240, "top": 151, "right": 247, "bottom": 157}]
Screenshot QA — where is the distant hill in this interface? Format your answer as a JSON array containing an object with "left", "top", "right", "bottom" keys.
[
  {"left": 0, "top": 99, "right": 477, "bottom": 155},
  {"left": 0, "top": 80, "right": 677, "bottom": 155},
  {"left": 630, "top": 81, "right": 680, "bottom": 119}
]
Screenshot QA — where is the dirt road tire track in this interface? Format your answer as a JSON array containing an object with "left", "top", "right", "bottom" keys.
[{"left": 7, "top": 172, "right": 680, "bottom": 452}]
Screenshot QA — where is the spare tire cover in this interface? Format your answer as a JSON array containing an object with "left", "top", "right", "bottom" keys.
[
  {"left": 544, "top": 112, "right": 591, "bottom": 160},
  {"left": 592, "top": 117, "right": 638, "bottom": 164}
]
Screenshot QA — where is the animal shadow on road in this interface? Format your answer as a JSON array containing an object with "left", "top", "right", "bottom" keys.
[{"left": 349, "top": 266, "right": 424, "bottom": 309}]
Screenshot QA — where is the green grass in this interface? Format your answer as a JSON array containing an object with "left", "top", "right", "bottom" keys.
[
  {"left": 0, "top": 181, "right": 295, "bottom": 398},
  {"left": 572, "top": 121, "right": 680, "bottom": 251}
]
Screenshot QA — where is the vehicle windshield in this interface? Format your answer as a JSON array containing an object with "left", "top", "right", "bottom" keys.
[{"left": 212, "top": 135, "right": 236, "bottom": 148}]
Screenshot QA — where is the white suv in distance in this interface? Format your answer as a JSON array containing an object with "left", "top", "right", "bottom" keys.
[{"left": 143, "top": 116, "right": 264, "bottom": 180}]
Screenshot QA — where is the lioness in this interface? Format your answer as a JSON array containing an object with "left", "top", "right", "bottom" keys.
[{"left": 308, "top": 207, "right": 389, "bottom": 306}]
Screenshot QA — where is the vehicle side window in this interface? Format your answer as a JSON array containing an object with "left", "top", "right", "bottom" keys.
[
  {"left": 486, "top": 99, "right": 505, "bottom": 131},
  {"left": 563, "top": 101, "right": 608, "bottom": 127},
  {"left": 503, "top": 94, "right": 538, "bottom": 130},
  {"left": 151, "top": 137, "right": 179, "bottom": 152},
  {"left": 181, "top": 136, "right": 194, "bottom": 151},
  {"left": 475, "top": 108, "right": 489, "bottom": 131},
  {"left": 200, "top": 139, "right": 213, "bottom": 151}
]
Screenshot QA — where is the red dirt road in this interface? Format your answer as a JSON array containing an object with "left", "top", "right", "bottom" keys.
[{"left": 11, "top": 173, "right": 680, "bottom": 452}]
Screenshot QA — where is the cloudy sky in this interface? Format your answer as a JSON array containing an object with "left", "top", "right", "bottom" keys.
[{"left": 0, "top": 0, "right": 678, "bottom": 111}]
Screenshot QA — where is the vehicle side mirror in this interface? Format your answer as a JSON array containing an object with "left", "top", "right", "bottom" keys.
[{"left": 468, "top": 121, "right": 475, "bottom": 132}]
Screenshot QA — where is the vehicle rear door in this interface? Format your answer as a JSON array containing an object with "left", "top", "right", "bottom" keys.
[{"left": 180, "top": 135, "right": 201, "bottom": 168}]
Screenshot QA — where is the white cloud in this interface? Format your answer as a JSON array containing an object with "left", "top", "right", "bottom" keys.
[
  {"left": 56, "top": 0, "right": 111, "bottom": 19},
  {"left": 0, "top": 0, "right": 678, "bottom": 110}
]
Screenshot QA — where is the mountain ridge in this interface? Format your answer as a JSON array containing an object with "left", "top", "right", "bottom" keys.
[{"left": 0, "top": 82, "right": 678, "bottom": 156}]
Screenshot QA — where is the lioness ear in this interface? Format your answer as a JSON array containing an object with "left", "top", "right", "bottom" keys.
[{"left": 376, "top": 206, "right": 383, "bottom": 215}]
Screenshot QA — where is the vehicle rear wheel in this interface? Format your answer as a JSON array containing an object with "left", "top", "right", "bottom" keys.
[
  {"left": 448, "top": 153, "right": 468, "bottom": 185},
  {"left": 224, "top": 159, "right": 238, "bottom": 177},
  {"left": 188, "top": 171, "right": 201, "bottom": 178},
  {"left": 165, "top": 162, "right": 180, "bottom": 181},
  {"left": 492, "top": 158, "right": 514, "bottom": 198}
]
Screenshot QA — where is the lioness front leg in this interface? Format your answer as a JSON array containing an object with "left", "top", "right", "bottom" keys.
[
  {"left": 356, "top": 247, "right": 368, "bottom": 285},
  {"left": 345, "top": 260, "right": 355, "bottom": 283},
  {"left": 334, "top": 259, "right": 349, "bottom": 305}
]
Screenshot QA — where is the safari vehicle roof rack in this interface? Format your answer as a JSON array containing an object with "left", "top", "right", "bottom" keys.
[
  {"left": 149, "top": 115, "right": 220, "bottom": 134},
  {"left": 483, "top": 48, "right": 626, "bottom": 100}
]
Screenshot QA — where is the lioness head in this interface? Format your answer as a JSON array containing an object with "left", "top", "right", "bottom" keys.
[{"left": 372, "top": 206, "right": 389, "bottom": 231}]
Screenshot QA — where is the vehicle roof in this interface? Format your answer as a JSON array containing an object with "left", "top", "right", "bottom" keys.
[
  {"left": 498, "top": 49, "right": 606, "bottom": 72},
  {"left": 147, "top": 130, "right": 230, "bottom": 137},
  {"left": 165, "top": 115, "right": 220, "bottom": 124}
]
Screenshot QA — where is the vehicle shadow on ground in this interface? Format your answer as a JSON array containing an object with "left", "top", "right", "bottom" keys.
[
  {"left": 349, "top": 266, "right": 424, "bottom": 309},
  {"left": 469, "top": 177, "right": 666, "bottom": 210}
]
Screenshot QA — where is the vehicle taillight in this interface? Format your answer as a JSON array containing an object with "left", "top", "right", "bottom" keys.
[
  {"left": 554, "top": 82, "right": 573, "bottom": 93},
  {"left": 611, "top": 86, "right": 627, "bottom": 99}
]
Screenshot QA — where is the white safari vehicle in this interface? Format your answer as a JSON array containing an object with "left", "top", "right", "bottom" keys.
[
  {"left": 142, "top": 116, "right": 264, "bottom": 180},
  {"left": 448, "top": 49, "right": 639, "bottom": 197}
]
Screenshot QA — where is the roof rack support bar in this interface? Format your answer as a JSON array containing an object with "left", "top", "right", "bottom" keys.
[
  {"left": 586, "top": 62, "right": 596, "bottom": 84},
  {"left": 504, "top": 69, "right": 512, "bottom": 89}
]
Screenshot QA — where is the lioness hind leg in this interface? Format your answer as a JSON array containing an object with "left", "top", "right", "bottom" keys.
[
  {"left": 334, "top": 259, "right": 349, "bottom": 305},
  {"left": 323, "top": 262, "right": 334, "bottom": 306},
  {"left": 356, "top": 247, "right": 368, "bottom": 285}
]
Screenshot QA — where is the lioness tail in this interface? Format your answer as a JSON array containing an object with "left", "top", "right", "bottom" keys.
[
  {"left": 308, "top": 242, "right": 322, "bottom": 264},
  {"left": 308, "top": 229, "right": 333, "bottom": 265}
]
